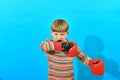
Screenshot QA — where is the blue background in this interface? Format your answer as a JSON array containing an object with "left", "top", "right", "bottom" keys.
[{"left": 0, "top": 0, "right": 120, "bottom": 80}]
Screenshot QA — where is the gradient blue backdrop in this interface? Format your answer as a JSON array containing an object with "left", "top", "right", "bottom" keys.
[{"left": 0, "top": 0, "right": 120, "bottom": 80}]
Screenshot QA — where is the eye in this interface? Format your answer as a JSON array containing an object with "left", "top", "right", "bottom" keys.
[
  {"left": 60, "top": 34, "right": 64, "bottom": 35},
  {"left": 55, "top": 33, "right": 58, "bottom": 35}
]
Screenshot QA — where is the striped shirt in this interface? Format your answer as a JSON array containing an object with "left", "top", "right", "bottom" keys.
[{"left": 41, "top": 39, "right": 91, "bottom": 80}]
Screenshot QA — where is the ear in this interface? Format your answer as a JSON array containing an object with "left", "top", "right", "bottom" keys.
[
  {"left": 66, "top": 32, "right": 69, "bottom": 35},
  {"left": 50, "top": 31, "right": 53, "bottom": 34},
  {"left": 51, "top": 31, "right": 54, "bottom": 36}
]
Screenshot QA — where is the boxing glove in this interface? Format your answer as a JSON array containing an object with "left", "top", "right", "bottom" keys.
[
  {"left": 54, "top": 40, "right": 64, "bottom": 51},
  {"left": 54, "top": 40, "right": 78, "bottom": 57},
  {"left": 89, "top": 59, "right": 104, "bottom": 76},
  {"left": 62, "top": 42, "right": 73, "bottom": 51},
  {"left": 64, "top": 42, "right": 78, "bottom": 57}
]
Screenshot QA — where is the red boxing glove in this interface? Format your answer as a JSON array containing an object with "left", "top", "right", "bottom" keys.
[
  {"left": 54, "top": 41, "right": 78, "bottom": 57},
  {"left": 67, "top": 42, "right": 78, "bottom": 57},
  {"left": 89, "top": 59, "right": 104, "bottom": 76},
  {"left": 54, "top": 40, "right": 64, "bottom": 51}
]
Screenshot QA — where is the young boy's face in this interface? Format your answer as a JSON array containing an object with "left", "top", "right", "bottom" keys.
[{"left": 51, "top": 31, "right": 68, "bottom": 41}]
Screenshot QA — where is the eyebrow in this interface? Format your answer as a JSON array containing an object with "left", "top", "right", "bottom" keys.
[{"left": 60, "top": 33, "right": 64, "bottom": 35}]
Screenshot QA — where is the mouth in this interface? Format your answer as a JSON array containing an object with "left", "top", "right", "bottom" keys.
[{"left": 57, "top": 40, "right": 62, "bottom": 42}]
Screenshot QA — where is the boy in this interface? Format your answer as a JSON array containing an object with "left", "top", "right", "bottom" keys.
[{"left": 40, "top": 19, "right": 104, "bottom": 80}]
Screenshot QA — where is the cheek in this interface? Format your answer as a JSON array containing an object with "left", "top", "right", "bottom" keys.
[
  {"left": 62, "top": 36, "right": 67, "bottom": 39},
  {"left": 53, "top": 35, "right": 58, "bottom": 39}
]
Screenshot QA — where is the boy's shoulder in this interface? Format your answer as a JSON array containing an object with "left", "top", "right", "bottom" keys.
[
  {"left": 42, "top": 39, "right": 76, "bottom": 43},
  {"left": 67, "top": 39, "right": 79, "bottom": 46}
]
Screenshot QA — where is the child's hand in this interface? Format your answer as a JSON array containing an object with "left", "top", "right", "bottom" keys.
[
  {"left": 88, "top": 59, "right": 104, "bottom": 76},
  {"left": 62, "top": 42, "right": 73, "bottom": 52},
  {"left": 54, "top": 41, "right": 78, "bottom": 57},
  {"left": 54, "top": 41, "right": 64, "bottom": 51}
]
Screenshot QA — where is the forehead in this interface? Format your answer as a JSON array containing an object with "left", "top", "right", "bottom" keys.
[{"left": 52, "top": 32, "right": 67, "bottom": 34}]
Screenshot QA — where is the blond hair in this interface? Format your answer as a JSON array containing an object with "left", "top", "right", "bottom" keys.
[{"left": 51, "top": 19, "right": 69, "bottom": 32}]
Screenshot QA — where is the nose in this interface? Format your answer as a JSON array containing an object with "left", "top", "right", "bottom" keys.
[{"left": 57, "top": 36, "right": 62, "bottom": 41}]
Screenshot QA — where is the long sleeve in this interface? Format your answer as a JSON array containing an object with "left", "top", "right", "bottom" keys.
[
  {"left": 40, "top": 39, "right": 55, "bottom": 52},
  {"left": 76, "top": 47, "right": 91, "bottom": 66}
]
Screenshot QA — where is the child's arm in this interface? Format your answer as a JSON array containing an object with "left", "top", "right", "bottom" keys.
[
  {"left": 40, "top": 39, "right": 62, "bottom": 54},
  {"left": 41, "top": 40, "right": 54, "bottom": 52},
  {"left": 40, "top": 40, "right": 55, "bottom": 53},
  {"left": 76, "top": 48, "right": 91, "bottom": 66},
  {"left": 76, "top": 47, "right": 104, "bottom": 76}
]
